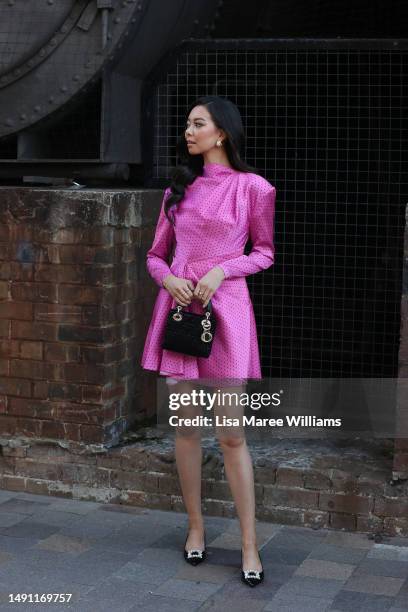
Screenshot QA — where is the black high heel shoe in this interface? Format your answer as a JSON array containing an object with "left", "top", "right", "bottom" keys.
[
  {"left": 183, "top": 530, "right": 206, "bottom": 566},
  {"left": 240, "top": 549, "right": 264, "bottom": 587}
]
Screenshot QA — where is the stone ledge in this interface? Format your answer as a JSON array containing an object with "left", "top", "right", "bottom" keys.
[{"left": 0, "top": 429, "right": 407, "bottom": 537}]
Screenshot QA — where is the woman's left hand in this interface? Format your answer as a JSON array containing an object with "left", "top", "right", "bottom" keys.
[{"left": 193, "top": 266, "right": 225, "bottom": 307}]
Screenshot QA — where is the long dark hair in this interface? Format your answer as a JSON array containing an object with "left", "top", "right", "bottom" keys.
[{"left": 164, "top": 96, "right": 258, "bottom": 224}]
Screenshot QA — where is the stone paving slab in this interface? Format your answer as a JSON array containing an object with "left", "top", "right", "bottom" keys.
[
  {"left": 368, "top": 544, "right": 408, "bottom": 562},
  {"left": 0, "top": 498, "right": 50, "bottom": 514},
  {"left": 353, "top": 557, "right": 408, "bottom": 578},
  {"left": 294, "top": 558, "right": 356, "bottom": 580},
  {"left": 343, "top": 574, "right": 405, "bottom": 596},
  {"left": 330, "top": 589, "right": 396, "bottom": 611},
  {"left": 273, "top": 575, "right": 346, "bottom": 600},
  {"left": 0, "top": 490, "right": 406, "bottom": 611},
  {"left": 264, "top": 594, "right": 334, "bottom": 611},
  {"left": 308, "top": 543, "right": 369, "bottom": 564}
]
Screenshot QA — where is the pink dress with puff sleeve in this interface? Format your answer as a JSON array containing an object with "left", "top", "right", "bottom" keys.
[{"left": 140, "top": 161, "right": 276, "bottom": 385}]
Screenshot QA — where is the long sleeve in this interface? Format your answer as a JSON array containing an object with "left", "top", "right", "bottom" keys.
[
  {"left": 217, "top": 178, "right": 276, "bottom": 280},
  {"left": 146, "top": 187, "right": 175, "bottom": 287}
]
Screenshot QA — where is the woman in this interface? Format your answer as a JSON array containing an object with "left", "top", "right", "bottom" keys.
[{"left": 141, "top": 95, "right": 276, "bottom": 587}]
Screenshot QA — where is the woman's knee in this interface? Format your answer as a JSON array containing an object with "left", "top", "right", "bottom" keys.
[{"left": 218, "top": 435, "right": 246, "bottom": 450}]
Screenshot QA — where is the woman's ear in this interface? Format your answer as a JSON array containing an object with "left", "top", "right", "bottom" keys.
[{"left": 220, "top": 130, "right": 227, "bottom": 141}]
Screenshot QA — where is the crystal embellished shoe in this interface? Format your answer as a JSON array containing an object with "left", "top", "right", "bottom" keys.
[
  {"left": 240, "top": 549, "right": 264, "bottom": 587},
  {"left": 183, "top": 531, "right": 206, "bottom": 566}
]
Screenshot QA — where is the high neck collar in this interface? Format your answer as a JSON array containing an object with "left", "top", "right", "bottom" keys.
[{"left": 202, "top": 162, "right": 237, "bottom": 178}]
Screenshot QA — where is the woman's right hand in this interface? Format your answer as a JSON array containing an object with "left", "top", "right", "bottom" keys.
[{"left": 162, "top": 274, "right": 195, "bottom": 306}]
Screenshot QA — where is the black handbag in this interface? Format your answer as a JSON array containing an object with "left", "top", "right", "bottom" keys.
[{"left": 162, "top": 299, "right": 217, "bottom": 358}]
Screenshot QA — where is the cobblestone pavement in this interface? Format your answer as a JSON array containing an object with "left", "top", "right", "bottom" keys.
[{"left": 0, "top": 489, "right": 407, "bottom": 611}]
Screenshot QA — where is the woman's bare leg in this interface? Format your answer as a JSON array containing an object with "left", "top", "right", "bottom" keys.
[
  {"left": 214, "top": 384, "right": 262, "bottom": 572},
  {"left": 169, "top": 379, "right": 205, "bottom": 551}
]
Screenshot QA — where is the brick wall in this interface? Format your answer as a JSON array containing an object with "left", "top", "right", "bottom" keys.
[
  {"left": 1, "top": 433, "right": 407, "bottom": 537},
  {"left": 0, "top": 187, "right": 162, "bottom": 446}
]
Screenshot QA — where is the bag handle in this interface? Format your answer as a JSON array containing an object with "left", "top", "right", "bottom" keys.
[{"left": 173, "top": 298, "right": 213, "bottom": 315}]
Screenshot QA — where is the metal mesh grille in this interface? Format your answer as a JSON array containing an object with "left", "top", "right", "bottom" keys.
[{"left": 148, "top": 41, "right": 407, "bottom": 378}]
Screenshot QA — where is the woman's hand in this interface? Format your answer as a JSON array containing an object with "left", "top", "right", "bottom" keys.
[
  {"left": 162, "top": 274, "right": 194, "bottom": 306},
  {"left": 193, "top": 266, "right": 225, "bottom": 307}
]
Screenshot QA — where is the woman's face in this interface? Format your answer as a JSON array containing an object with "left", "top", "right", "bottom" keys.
[{"left": 184, "top": 105, "right": 225, "bottom": 154}]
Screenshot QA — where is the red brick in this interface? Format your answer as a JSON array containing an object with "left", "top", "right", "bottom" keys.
[
  {"left": 9, "top": 263, "right": 34, "bottom": 281},
  {"left": 303, "top": 469, "right": 332, "bottom": 490},
  {"left": 35, "top": 304, "right": 82, "bottom": 324},
  {"left": 374, "top": 496, "right": 408, "bottom": 518},
  {"left": 0, "top": 377, "right": 31, "bottom": 397},
  {"left": 14, "top": 458, "right": 61, "bottom": 480},
  {"left": 0, "top": 415, "right": 17, "bottom": 434},
  {"left": 276, "top": 467, "right": 304, "bottom": 487},
  {"left": 60, "top": 363, "right": 106, "bottom": 385},
  {"left": 356, "top": 515, "right": 384, "bottom": 533},
  {"left": 34, "top": 264, "right": 84, "bottom": 284},
  {"left": 383, "top": 517, "right": 408, "bottom": 537},
  {"left": 0, "top": 320, "right": 10, "bottom": 337},
  {"left": 62, "top": 422, "right": 81, "bottom": 442},
  {"left": 264, "top": 485, "right": 319, "bottom": 510},
  {"left": 16, "top": 340, "right": 43, "bottom": 360},
  {"left": 330, "top": 512, "right": 357, "bottom": 530},
  {"left": 11, "top": 283, "right": 57, "bottom": 302},
  {"left": 80, "top": 424, "right": 104, "bottom": 443},
  {"left": 40, "top": 420, "right": 66, "bottom": 439},
  {"left": 0, "top": 281, "right": 8, "bottom": 299},
  {"left": 0, "top": 474, "right": 26, "bottom": 492},
  {"left": 0, "top": 358, "right": 8, "bottom": 375},
  {"left": 256, "top": 505, "right": 303, "bottom": 525},
  {"left": 24, "top": 479, "right": 51, "bottom": 496},
  {"left": 15, "top": 417, "right": 42, "bottom": 437},
  {"left": 0, "top": 302, "right": 33, "bottom": 320},
  {"left": 320, "top": 493, "right": 371, "bottom": 514},
  {"left": 0, "top": 396, "right": 7, "bottom": 413},
  {"left": 8, "top": 397, "right": 53, "bottom": 418},
  {"left": 12, "top": 320, "right": 57, "bottom": 341},
  {"left": 58, "top": 285, "right": 104, "bottom": 305},
  {"left": 10, "top": 359, "right": 59, "bottom": 381},
  {"left": 44, "top": 342, "right": 80, "bottom": 362}
]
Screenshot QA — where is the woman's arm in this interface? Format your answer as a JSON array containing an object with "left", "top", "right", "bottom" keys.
[
  {"left": 217, "top": 179, "right": 276, "bottom": 279},
  {"left": 146, "top": 188, "right": 175, "bottom": 287}
]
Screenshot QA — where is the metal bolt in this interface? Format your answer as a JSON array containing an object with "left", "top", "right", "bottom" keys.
[
  {"left": 34, "top": 105, "right": 40, "bottom": 112},
  {"left": 47, "top": 0, "right": 54, "bottom": 4},
  {"left": 20, "top": 114, "right": 27, "bottom": 120},
  {"left": 73, "top": 75, "right": 80, "bottom": 81},
  {"left": 5, "top": 119, "right": 14, "bottom": 126},
  {"left": 48, "top": 97, "right": 54, "bottom": 103},
  {"left": 39, "top": 49, "right": 46, "bottom": 57},
  {"left": 50, "top": 37, "right": 57, "bottom": 45},
  {"left": 61, "top": 25, "right": 68, "bottom": 33},
  {"left": 114, "top": 17, "right": 120, "bottom": 23},
  {"left": 60, "top": 86, "right": 67, "bottom": 92}
]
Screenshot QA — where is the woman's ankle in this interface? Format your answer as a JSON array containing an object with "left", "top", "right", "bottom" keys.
[
  {"left": 242, "top": 538, "right": 258, "bottom": 549},
  {"left": 188, "top": 520, "right": 204, "bottom": 532}
]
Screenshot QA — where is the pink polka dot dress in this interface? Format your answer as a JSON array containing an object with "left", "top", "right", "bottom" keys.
[{"left": 140, "top": 162, "right": 276, "bottom": 386}]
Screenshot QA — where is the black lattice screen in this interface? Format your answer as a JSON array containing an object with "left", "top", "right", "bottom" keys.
[{"left": 143, "top": 40, "right": 407, "bottom": 379}]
